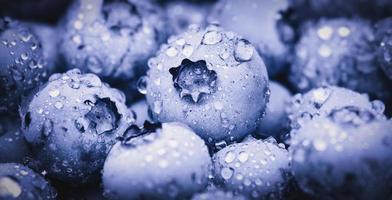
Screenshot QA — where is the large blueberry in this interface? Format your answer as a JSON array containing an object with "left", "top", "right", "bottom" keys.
[
  {"left": 145, "top": 25, "right": 269, "bottom": 147},
  {"left": 20, "top": 69, "right": 135, "bottom": 184}
]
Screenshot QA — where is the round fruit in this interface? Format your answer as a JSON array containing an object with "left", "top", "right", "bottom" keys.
[
  {"left": 208, "top": 0, "right": 291, "bottom": 77},
  {"left": 59, "top": 0, "right": 169, "bottom": 102},
  {"left": 145, "top": 25, "right": 269, "bottom": 147},
  {"left": 375, "top": 17, "right": 392, "bottom": 80},
  {"left": 20, "top": 69, "right": 135, "bottom": 184},
  {"left": 103, "top": 122, "right": 211, "bottom": 200},
  {"left": 289, "top": 18, "right": 391, "bottom": 101},
  {"left": 0, "top": 163, "right": 56, "bottom": 200},
  {"left": 212, "top": 137, "right": 291, "bottom": 199},
  {"left": 290, "top": 108, "right": 392, "bottom": 200}
]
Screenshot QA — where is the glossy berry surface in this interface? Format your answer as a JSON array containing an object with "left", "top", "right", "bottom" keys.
[
  {"left": 289, "top": 18, "right": 391, "bottom": 101},
  {"left": 103, "top": 122, "right": 211, "bottom": 200},
  {"left": 145, "top": 25, "right": 269, "bottom": 147},
  {"left": 212, "top": 137, "right": 291, "bottom": 199},
  {"left": 290, "top": 108, "right": 392, "bottom": 200},
  {"left": 0, "top": 18, "right": 47, "bottom": 114},
  {"left": 0, "top": 163, "right": 56, "bottom": 200},
  {"left": 20, "top": 69, "right": 135, "bottom": 184}
]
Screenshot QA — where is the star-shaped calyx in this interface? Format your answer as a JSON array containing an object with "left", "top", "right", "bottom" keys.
[{"left": 169, "top": 59, "right": 217, "bottom": 103}]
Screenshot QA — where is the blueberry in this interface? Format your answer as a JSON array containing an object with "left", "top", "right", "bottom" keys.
[
  {"left": 0, "top": 163, "right": 56, "bottom": 200},
  {"left": 287, "top": 86, "right": 386, "bottom": 131},
  {"left": 59, "top": 0, "right": 169, "bottom": 101},
  {"left": 19, "top": 69, "right": 135, "bottom": 184},
  {"left": 129, "top": 99, "right": 152, "bottom": 127},
  {"left": 375, "top": 17, "right": 392, "bottom": 80},
  {"left": 289, "top": 108, "right": 392, "bottom": 199},
  {"left": 256, "top": 81, "right": 291, "bottom": 140},
  {"left": 0, "top": 117, "right": 28, "bottom": 164},
  {"left": 289, "top": 18, "right": 391, "bottom": 102},
  {"left": 208, "top": 0, "right": 291, "bottom": 77},
  {"left": 145, "top": 25, "right": 269, "bottom": 147},
  {"left": 165, "top": 1, "right": 212, "bottom": 34},
  {"left": 0, "top": 17, "right": 47, "bottom": 115},
  {"left": 191, "top": 187, "right": 248, "bottom": 200},
  {"left": 102, "top": 122, "right": 211, "bottom": 200},
  {"left": 212, "top": 137, "right": 291, "bottom": 199}
]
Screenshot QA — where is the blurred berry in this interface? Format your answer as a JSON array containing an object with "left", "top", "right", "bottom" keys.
[
  {"left": 375, "top": 17, "right": 392, "bottom": 80},
  {"left": 0, "top": 117, "right": 28, "bottom": 164}
]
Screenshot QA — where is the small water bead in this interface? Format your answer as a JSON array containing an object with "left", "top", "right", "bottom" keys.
[
  {"left": 238, "top": 151, "right": 249, "bottom": 163},
  {"left": 317, "top": 26, "right": 333, "bottom": 40},
  {"left": 137, "top": 76, "right": 148, "bottom": 94},
  {"left": 338, "top": 26, "right": 351, "bottom": 37},
  {"left": 20, "top": 53, "right": 29, "bottom": 60},
  {"left": 202, "top": 31, "right": 222, "bottom": 45},
  {"left": 313, "top": 139, "right": 327, "bottom": 151},
  {"left": 214, "top": 101, "right": 223, "bottom": 110},
  {"left": 166, "top": 47, "right": 178, "bottom": 57},
  {"left": 318, "top": 45, "right": 332, "bottom": 57},
  {"left": 221, "top": 167, "right": 234, "bottom": 180},
  {"left": 73, "top": 20, "right": 84, "bottom": 30},
  {"left": 49, "top": 89, "right": 60, "bottom": 98},
  {"left": 224, "top": 151, "right": 236, "bottom": 163},
  {"left": 371, "top": 100, "right": 385, "bottom": 113},
  {"left": 72, "top": 35, "right": 82, "bottom": 45},
  {"left": 182, "top": 44, "right": 193, "bottom": 57},
  {"left": 234, "top": 39, "right": 254, "bottom": 62},
  {"left": 54, "top": 102, "right": 64, "bottom": 109},
  {"left": 311, "top": 87, "right": 331, "bottom": 108},
  {"left": 152, "top": 101, "right": 163, "bottom": 114}
]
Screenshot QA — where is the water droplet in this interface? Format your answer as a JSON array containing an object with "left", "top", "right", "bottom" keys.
[
  {"left": 312, "top": 87, "right": 331, "bottom": 108},
  {"left": 0, "top": 176, "right": 22, "bottom": 198},
  {"left": 72, "top": 35, "right": 82, "bottom": 45},
  {"left": 20, "top": 53, "right": 29, "bottom": 60},
  {"left": 166, "top": 47, "right": 178, "bottom": 57},
  {"left": 224, "top": 151, "right": 236, "bottom": 163},
  {"left": 85, "top": 56, "right": 103, "bottom": 74},
  {"left": 49, "top": 89, "right": 60, "bottom": 98},
  {"left": 371, "top": 100, "right": 385, "bottom": 114},
  {"left": 221, "top": 167, "right": 234, "bottom": 180},
  {"left": 152, "top": 101, "right": 162, "bottom": 114},
  {"left": 42, "top": 119, "right": 53, "bottom": 137},
  {"left": 318, "top": 45, "right": 332, "bottom": 57},
  {"left": 313, "top": 139, "right": 327, "bottom": 151},
  {"left": 73, "top": 20, "right": 83, "bottom": 30},
  {"left": 54, "top": 102, "right": 63, "bottom": 109},
  {"left": 202, "top": 31, "right": 222, "bottom": 45},
  {"left": 214, "top": 101, "right": 223, "bottom": 110},
  {"left": 137, "top": 76, "right": 148, "bottom": 94},
  {"left": 238, "top": 151, "right": 249, "bottom": 163},
  {"left": 234, "top": 39, "right": 254, "bottom": 62},
  {"left": 28, "top": 60, "right": 37, "bottom": 69},
  {"left": 338, "top": 26, "right": 350, "bottom": 37},
  {"left": 317, "top": 26, "right": 333, "bottom": 40},
  {"left": 182, "top": 44, "right": 193, "bottom": 57}
]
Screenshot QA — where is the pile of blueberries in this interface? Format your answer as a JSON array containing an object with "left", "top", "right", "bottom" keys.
[{"left": 0, "top": 0, "right": 391, "bottom": 199}]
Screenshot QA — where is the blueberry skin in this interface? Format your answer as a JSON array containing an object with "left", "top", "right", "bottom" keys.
[
  {"left": 25, "top": 23, "right": 60, "bottom": 75},
  {"left": 102, "top": 122, "right": 212, "bottom": 200},
  {"left": 212, "top": 137, "right": 291, "bottom": 199},
  {"left": 59, "top": 0, "right": 169, "bottom": 82},
  {"left": 191, "top": 187, "right": 248, "bottom": 200},
  {"left": 287, "top": 86, "right": 386, "bottom": 131},
  {"left": 289, "top": 18, "right": 391, "bottom": 102},
  {"left": 20, "top": 69, "right": 135, "bottom": 184},
  {"left": 0, "top": 163, "right": 56, "bottom": 200},
  {"left": 165, "top": 1, "right": 212, "bottom": 34},
  {"left": 208, "top": 0, "right": 291, "bottom": 77},
  {"left": 289, "top": 110, "right": 392, "bottom": 200},
  {"left": 375, "top": 17, "right": 392, "bottom": 80},
  {"left": 256, "top": 81, "right": 291, "bottom": 140},
  {"left": 0, "top": 18, "right": 47, "bottom": 115},
  {"left": 0, "top": 117, "right": 28, "bottom": 164},
  {"left": 145, "top": 25, "right": 269, "bottom": 147},
  {"left": 129, "top": 99, "right": 152, "bottom": 127}
]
